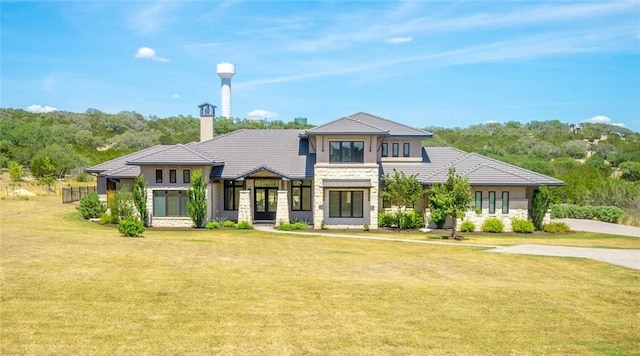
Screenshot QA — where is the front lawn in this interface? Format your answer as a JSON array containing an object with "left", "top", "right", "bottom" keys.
[{"left": 1, "top": 195, "right": 639, "bottom": 354}]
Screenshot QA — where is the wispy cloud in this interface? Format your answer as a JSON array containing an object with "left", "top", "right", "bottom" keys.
[
  {"left": 584, "top": 115, "right": 626, "bottom": 127},
  {"left": 247, "top": 109, "right": 277, "bottom": 120},
  {"left": 128, "top": 1, "right": 179, "bottom": 35},
  {"left": 385, "top": 36, "right": 413, "bottom": 44},
  {"left": 134, "top": 47, "right": 170, "bottom": 62}
]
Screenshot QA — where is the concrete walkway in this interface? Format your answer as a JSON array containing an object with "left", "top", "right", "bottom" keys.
[
  {"left": 554, "top": 218, "right": 640, "bottom": 237},
  {"left": 254, "top": 225, "right": 640, "bottom": 270}
]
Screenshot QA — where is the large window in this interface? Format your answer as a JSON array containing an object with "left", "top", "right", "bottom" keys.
[
  {"left": 329, "top": 191, "right": 364, "bottom": 218},
  {"left": 291, "top": 180, "right": 312, "bottom": 211},
  {"left": 329, "top": 141, "right": 364, "bottom": 163},
  {"left": 153, "top": 190, "right": 188, "bottom": 217},
  {"left": 155, "top": 169, "right": 163, "bottom": 183},
  {"left": 489, "top": 191, "right": 496, "bottom": 214},
  {"left": 381, "top": 143, "right": 388, "bottom": 157},
  {"left": 502, "top": 191, "right": 509, "bottom": 214},
  {"left": 403, "top": 143, "right": 410, "bottom": 157},
  {"left": 169, "top": 169, "right": 177, "bottom": 183},
  {"left": 475, "top": 191, "right": 482, "bottom": 211},
  {"left": 224, "top": 180, "right": 243, "bottom": 211},
  {"left": 392, "top": 143, "right": 399, "bottom": 157}
]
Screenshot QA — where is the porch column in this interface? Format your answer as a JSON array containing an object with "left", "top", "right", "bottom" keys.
[
  {"left": 275, "top": 190, "right": 290, "bottom": 226},
  {"left": 237, "top": 190, "right": 252, "bottom": 224}
]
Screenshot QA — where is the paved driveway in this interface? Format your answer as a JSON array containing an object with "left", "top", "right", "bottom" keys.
[{"left": 555, "top": 218, "right": 640, "bottom": 237}]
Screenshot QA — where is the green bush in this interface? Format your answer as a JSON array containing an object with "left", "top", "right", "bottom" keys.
[
  {"left": 511, "top": 218, "right": 534, "bottom": 233},
  {"left": 118, "top": 217, "right": 145, "bottom": 237},
  {"left": 459, "top": 220, "right": 475, "bottom": 232},
  {"left": 542, "top": 222, "right": 571, "bottom": 233},
  {"left": 205, "top": 221, "right": 221, "bottom": 229},
  {"left": 77, "top": 192, "right": 106, "bottom": 219},
  {"left": 277, "top": 221, "right": 308, "bottom": 231},
  {"left": 75, "top": 172, "right": 91, "bottom": 182},
  {"left": 551, "top": 204, "right": 624, "bottom": 223},
  {"left": 236, "top": 221, "right": 253, "bottom": 230},
  {"left": 223, "top": 220, "right": 236, "bottom": 228},
  {"left": 378, "top": 212, "right": 398, "bottom": 227},
  {"left": 482, "top": 217, "right": 504, "bottom": 233},
  {"left": 400, "top": 210, "right": 424, "bottom": 229},
  {"left": 99, "top": 212, "right": 117, "bottom": 225}
]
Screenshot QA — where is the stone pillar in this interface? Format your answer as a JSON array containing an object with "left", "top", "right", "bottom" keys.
[
  {"left": 237, "top": 190, "right": 252, "bottom": 224},
  {"left": 275, "top": 190, "right": 290, "bottom": 226}
]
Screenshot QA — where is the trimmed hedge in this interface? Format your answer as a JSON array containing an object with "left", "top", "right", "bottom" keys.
[
  {"left": 482, "top": 217, "right": 504, "bottom": 233},
  {"left": 511, "top": 218, "right": 534, "bottom": 234},
  {"left": 551, "top": 204, "right": 624, "bottom": 223},
  {"left": 277, "top": 221, "right": 308, "bottom": 231}
]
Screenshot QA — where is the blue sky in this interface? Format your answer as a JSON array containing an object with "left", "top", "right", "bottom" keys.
[{"left": 2, "top": 1, "right": 639, "bottom": 131}]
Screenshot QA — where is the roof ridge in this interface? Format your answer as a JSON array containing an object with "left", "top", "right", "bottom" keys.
[
  {"left": 423, "top": 148, "right": 472, "bottom": 180},
  {"left": 87, "top": 144, "right": 166, "bottom": 171},
  {"left": 462, "top": 163, "right": 538, "bottom": 184},
  {"left": 466, "top": 153, "right": 563, "bottom": 184},
  {"left": 175, "top": 143, "right": 216, "bottom": 162},
  {"left": 350, "top": 112, "right": 432, "bottom": 136},
  {"left": 345, "top": 116, "right": 390, "bottom": 133},
  {"left": 124, "top": 145, "right": 174, "bottom": 164}
]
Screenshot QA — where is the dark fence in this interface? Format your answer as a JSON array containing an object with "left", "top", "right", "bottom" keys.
[{"left": 62, "top": 186, "right": 97, "bottom": 204}]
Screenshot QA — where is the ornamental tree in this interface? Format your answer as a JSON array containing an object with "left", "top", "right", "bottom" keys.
[
  {"left": 427, "top": 168, "right": 473, "bottom": 239},
  {"left": 187, "top": 170, "right": 207, "bottom": 228},
  {"left": 381, "top": 169, "right": 425, "bottom": 229},
  {"left": 132, "top": 175, "right": 149, "bottom": 226}
]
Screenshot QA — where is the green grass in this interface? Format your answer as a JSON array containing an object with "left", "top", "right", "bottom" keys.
[{"left": 1, "top": 194, "right": 639, "bottom": 354}]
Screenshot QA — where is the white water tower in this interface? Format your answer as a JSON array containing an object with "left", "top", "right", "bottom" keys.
[{"left": 216, "top": 62, "right": 235, "bottom": 118}]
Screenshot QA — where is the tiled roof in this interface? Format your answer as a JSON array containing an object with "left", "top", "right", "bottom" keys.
[
  {"left": 127, "top": 144, "right": 215, "bottom": 166},
  {"left": 305, "top": 112, "right": 432, "bottom": 137},
  {"left": 382, "top": 147, "right": 563, "bottom": 186},
  {"left": 85, "top": 145, "right": 169, "bottom": 174},
  {"left": 194, "top": 129, "right": 315, "bottom": 179}
]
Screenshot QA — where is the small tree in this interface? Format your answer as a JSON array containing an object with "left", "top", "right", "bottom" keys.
[
  {"left": 187, "top": 170, "right": 207, "bottom": 228},
  {"left": 8, "top": 161, "right": 23, "bottom": 183},
  {"left": 77, "top": 192, "right": 107, "bottom": 219},
  {"left": 132, "top": 175, "right": 148, "bottom": 226},
  {"left": 427, "top": 168, "right": 473, "bottom": 239},
  {"left": 530, "top": 186, "right": 550, "bottom": 231},
  {"left": 381, "top": 169, "right": 425, "bottom": 229},
  {"left": 30, "top": 156, "right": 56, "bottom": 179}
]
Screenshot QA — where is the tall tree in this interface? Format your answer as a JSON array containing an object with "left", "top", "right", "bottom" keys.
[
  {"left": 381, "top": 169, "right": 425, "bottom": 229},
  {"left": 427, "top": 168, "right": 473, "bottom": 239},
  {"left": 132, "top": 175, "right": 149, "bottom": 226},
  {"left": 530, "top": 186, "right": 550, "bottom": 231},
  {"left": 187, "top": 170, "right": 207, "bottom": 228}
]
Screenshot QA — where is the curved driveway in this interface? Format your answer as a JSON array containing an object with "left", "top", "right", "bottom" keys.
[{"left": 554, "top": 218, "right": 640, "bottom": 237}]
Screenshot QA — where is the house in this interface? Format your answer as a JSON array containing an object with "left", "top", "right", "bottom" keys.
[{"left": 86, "top": 107, "right": 563, "bottom": 231}]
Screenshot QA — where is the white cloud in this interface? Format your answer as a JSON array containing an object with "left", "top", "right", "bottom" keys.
[
  {"left": 171, "top": 93, "right": 180, "bottom": 99},
  {"left": 583, "top": 115, "right": 626, "bottom": 127},
  {"left": 247, "top": 109, "right": 277, "bottom": 120},
  {"left": 385, "top": 36, "right": 413, "bottom": 44},
  {"left": 482, "top": 120, "right": 499, "bottom": 125},
  {"left": 134, "top": 47, "right": 170, "bottom": 62},
  {"left": 26, "top": 104, "right": 58, "bottom": 113}
]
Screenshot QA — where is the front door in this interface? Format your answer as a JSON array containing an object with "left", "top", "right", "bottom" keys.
[{"left": 254, "top": 187, "right": 277, "bottom": 220}]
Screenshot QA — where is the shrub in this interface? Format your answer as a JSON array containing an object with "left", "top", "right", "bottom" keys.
[
  {"left": 77, "top": 192, "right": 106, "bottom": 219},
  {"left": 378, "top": 212, "right": 398, "bottom": 228},
  {"left": 530, "top": 187, "right": 549, "bottom": 231},
  {"left": 277, "top": 221, "right": 308, "bottom": 231},
  {"left": 512, "top": 218, "right": 534, "bottom": 233},
  {"left": 236, "top": 221, "right": 253, "bottom": 230},
  {"left": 459, "top": 220, "right": 475, "bottom": 232},
  {"left": 99, "top": 212, "right": 117, "bottom": 225},
  {"left": 187, "top": 170, "right": 207, "bottom": 228},
  {"left": 223, "top": 220, "right": 236, "bottom": 228},
  {"left": 400, "top": 210, "right": 424, "bottom": 229},
  {"left": 118, "top": 217, "right": 145, "bottom": 237},
  {"left": 543, "top": 222, "right": 571, "bottom": 233},
  {"left": 115, "top": 188, "right": 134, "bottom": 221},
  {"left": 205, "top": 221, "right": 221, "bottom": 229},
  {"left": 482, "top": 217, "right": 504, "bottom": 233},
  {"left": 595, "top": 206, "right": 624, "bottom": 224},
  {"left": 75, "top": 172, "right": 91, "bottom": 182},
  {"left": 551, "top": 204, "right": 624, "bottom": 223}
]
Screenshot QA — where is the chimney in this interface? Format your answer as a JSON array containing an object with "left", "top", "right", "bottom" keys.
[{"left": 198, "top": 103, "right": 216, "bottom": 142}]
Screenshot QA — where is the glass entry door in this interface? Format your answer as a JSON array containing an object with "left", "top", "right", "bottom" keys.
[{"left": 254, "top": 180, "right": 279, "bottom": 220}]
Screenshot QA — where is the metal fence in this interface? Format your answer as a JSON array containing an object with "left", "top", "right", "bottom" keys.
[{"left": 62, "top": 186, "right": 96, "bottom": 204}]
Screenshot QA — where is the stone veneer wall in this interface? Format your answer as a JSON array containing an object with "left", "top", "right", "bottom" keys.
[
  {"left": 313, "top": 164, "right": 379, "bottom": 229},
  {"left": 275, "top": 190, "right": 290, "bottom": 226},
  {"left": 237, "top": 190, "right": 252, "bottom": 224}
]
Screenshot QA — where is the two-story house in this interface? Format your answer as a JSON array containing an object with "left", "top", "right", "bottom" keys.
[{"left": 87, "top": 108, "right": 563, "bottom": 230}]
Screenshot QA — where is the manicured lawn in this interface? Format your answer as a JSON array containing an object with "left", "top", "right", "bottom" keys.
[{"left": 1, "top": 194, "right": 639, "bottom": 354}]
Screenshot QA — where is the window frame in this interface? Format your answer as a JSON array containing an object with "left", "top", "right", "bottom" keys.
[
  {"left": 502, "top": 191, "right": 509, "bottom": 214},
  {"left": 224, "top": 180, "right": 244, "bottom": 211},
  {"left": 381, "top": 143, "right": 388, "bottom": 158},
  {"left": 392, "top": 143, "right": 399, "bottom": 157},
  {"left": 155, "top": 169, "right": 163, "bottom": 183},
  {"left": 169, "top": 169, "right": 177, "bottom": 183},
  {"left": 183, "top": 169, "right": 191, "bottom": 184},
  {"left": 328, "top": 190, "right": 364, "bottom": 218},
  {"left": 475, "top": 191, "right": 482, "bottom": 212},
  {"left": 329, "top": 141, "right": 365, "bottom": 163},
  {"left": 291, "top": 180, "right": 312, "bottom": 211},
  {"left": 489, "top": 191, "right": 496, "bottom": 214},
  {"left": 152, "top": 190, "right": 188, "bottom": 217},
  {"left": 403, "top": 143, "right": 410, "bottom": 157}
]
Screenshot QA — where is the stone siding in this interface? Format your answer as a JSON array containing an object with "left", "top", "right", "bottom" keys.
[
  {"left": 275, "top": 190, "right": 290, "bottom": 226},
  {"left": 237, "top": 190, "right": 252, "bottom": 224},
  {"left": 150, "top": 217, "right": 193, "bottom": 228}
]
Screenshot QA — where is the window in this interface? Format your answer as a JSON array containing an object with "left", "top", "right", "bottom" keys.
[
  {"left": 382, "top": 198, "right": 391, "bottom": 209},
  {"left": 403, "top": 143, "right": 410, "bottom": 157},
  {"left": 329, "top": 191, "right": 364, "bottom": 218},
  {"left": 183, "top": 170, "right": 191, "bottom": 184},
  {"left": 153, "top": 190, "right": 188, "bottom": 217},
  {"left": 224, "top": 180, "right": 244, "bottom": 211},
  {"left": 330, "top": 141, "right": 364, "bottom": 163},
  {"left": 502, "top": 191, "right": 509, "bottom": 214},
  {"left": 489, "top": 191, "right": 496, "bottom": 214},
  {"left": 381, "top": 143, "right": 388, "bottom": 157},
  {"left": 169, "top": 169, "right": 177, "bottom": 183},
  {"left": 475, "top": 191, "right": 482, "bottom": 212},
  {"left": 291, "top": 180, "right": 312, "bottom": 211},
  {"left": 155, "top": 169, "right": 163, "bottom": 183},
  {"left": 392, "top": 143, "right": 399, "bottom": 157}
]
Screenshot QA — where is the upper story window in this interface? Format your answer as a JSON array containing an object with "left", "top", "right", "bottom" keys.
[
  {"left": 329, "top": 141, "right": 364, "bottom": 163},
  {"left": 381, "top": 143, "right": 388, "bottom": 158},
  {"left": 155, "top": 169, "right": 163, "bottom": 183},
  {"left": 392, "top": 143, "right": 399, "bottom": 157},
  {"left": 403, "top": 143, "right": 410, "bottom": 157},
  {"left": 169, "top": 169, "right": 177, "bottom": 183},
  {"left": 183, "top": 170, "right": 191, "bottom": 184}
]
